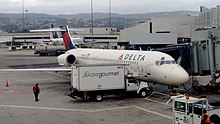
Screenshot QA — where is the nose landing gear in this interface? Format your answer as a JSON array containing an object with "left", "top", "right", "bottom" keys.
[{"left": 168, "top": 86, "right": 180, "bottom": 96}]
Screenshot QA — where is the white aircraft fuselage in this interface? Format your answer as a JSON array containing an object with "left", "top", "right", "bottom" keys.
[{"left": 58, "top": 48, "right": 189, "bottom": 86}]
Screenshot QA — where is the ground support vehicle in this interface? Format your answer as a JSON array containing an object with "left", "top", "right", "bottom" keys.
[
  {"left": 34, "top": 44, "right": 65, "bottom": 56},
  {"left": 68, "top": 64, "right": 152, "bottom": 101},
  {"left": 172, "top": 95, "right": 220, "bottom": 124}
]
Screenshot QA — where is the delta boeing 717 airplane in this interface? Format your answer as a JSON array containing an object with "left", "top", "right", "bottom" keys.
[{"left": 57, "top": 26, "right": 189, "bottom": 86}]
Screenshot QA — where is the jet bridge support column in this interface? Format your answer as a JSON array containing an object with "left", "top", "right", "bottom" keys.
[
  {"left": 208, "top": 30, "right": 220, "bottom": 94},
  {"left": 208, "top": 30, "right": 216, "bottom": 84}
]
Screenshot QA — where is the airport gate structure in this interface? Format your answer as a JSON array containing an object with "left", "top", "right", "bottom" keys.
[{"left": 159, "top": 27, "right": 220, "bottom": 93}]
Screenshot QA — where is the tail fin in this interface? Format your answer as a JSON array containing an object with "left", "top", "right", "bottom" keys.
[{"left": 60, "top": 26, "right": 77, "bottom": 50}]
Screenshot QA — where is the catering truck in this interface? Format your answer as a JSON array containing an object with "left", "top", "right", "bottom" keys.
[{"left": 69, "top": 64, "right": 152, "bottom": 101}]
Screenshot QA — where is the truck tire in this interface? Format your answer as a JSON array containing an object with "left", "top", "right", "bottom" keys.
[
  {"left": 139, "top": 89, "right": 148, "bottom": 98},
  {"left": 95, "top": 94, "right": 103, "bottom": 102}
]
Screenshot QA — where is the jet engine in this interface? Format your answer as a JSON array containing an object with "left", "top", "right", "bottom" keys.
[{"left": 57, "top": 54, "right": 77, "bottom": 66}]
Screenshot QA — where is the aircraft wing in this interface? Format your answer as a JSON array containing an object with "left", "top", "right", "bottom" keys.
[{"left": 0, "top": 68, "right": 71, "bottom": 72}]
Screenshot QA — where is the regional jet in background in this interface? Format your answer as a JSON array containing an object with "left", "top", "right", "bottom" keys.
[
  {"left": 30, "top": 24, "right": 84, "bottom": 46},
  {"left": 30, "top": 25, "right": 84, "bottom": 56},
  {"left": 1, "top": 26, "right": 189, "bottom": 91}
]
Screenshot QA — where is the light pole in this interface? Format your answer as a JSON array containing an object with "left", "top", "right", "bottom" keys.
[
  {"left": 25, "top": 10, "right": 28, "bottom": 23},
  {"left": 22, "top": 0, "right": 25, "bottom": 32},
  {"left": 91, "top": 0, "right": 94, "bottom": 46},
  {"left": 109, "top": 0, "right": 111, "bottom": 28}
]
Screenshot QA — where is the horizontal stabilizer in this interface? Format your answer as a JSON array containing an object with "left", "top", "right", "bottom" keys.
[
  {"left": 30, "top": 28, "right": 84, "bottom": 33},
  {"left": 0, "top": 68, "right": 71, "bottom": 72}
]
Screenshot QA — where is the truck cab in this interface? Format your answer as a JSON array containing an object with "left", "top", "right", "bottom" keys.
[
  {"left": 126, "top": 78, "right": 152, "bottom": 97},
  {"left": 172, "top": 95, "right": 214, "bottom": 124}
]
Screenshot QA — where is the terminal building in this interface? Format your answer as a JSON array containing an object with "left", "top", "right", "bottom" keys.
[
  {"left": 120, "top": 16, "right": 197, "bottom": 49},
  {"left": 190, "top": 5, "right": 220, "bottom": 75},
  {"left": 0, "top": 32, "right": 50, "bottom": 50},
  {"left": 120, "top": 5, "right": 220, "bottom": 50},
  {"left": 75, "top": 27, "right": 120, "bottom": 49}
]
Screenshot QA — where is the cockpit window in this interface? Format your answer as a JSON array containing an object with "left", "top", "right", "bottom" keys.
[
  {"left": 165, "top": 60, "right": 171, "bottom": 64},
  {"left": 171, "top": 60, "right": 176, "bottom": 64},
  {"left": 156, "top": 60, "right": 176, "bottom": 66},
  {"left": 160, "top": 61, "right": 165, "bottom": 65}
]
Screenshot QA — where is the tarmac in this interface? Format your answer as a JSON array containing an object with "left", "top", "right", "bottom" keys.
[{"left": 0, "top": 48, "right": 219, "bottom": 124}]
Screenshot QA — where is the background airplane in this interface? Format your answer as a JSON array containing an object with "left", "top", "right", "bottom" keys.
[{"left": 30, "top": 24, "right": 84, "bottom": 46}]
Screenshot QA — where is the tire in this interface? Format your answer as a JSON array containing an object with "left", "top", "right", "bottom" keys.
[
  {"left": 95, "top": 94, "right": 103, "bottom": 102},
  {"left": 139, "top": 89, "right": 148, "bottom": 98}
]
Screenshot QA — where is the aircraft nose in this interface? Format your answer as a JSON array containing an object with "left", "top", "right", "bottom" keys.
[
  {"left": 175, "top": 69, "right": 189, "bottom": 85},
  {"left": 163, "top": 67, "right": 189, "bottom": 85}
]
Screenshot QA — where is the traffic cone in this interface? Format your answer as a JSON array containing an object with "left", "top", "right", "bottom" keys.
[{"left": 5, "top": 80, "right": 9, "bottom": 87}]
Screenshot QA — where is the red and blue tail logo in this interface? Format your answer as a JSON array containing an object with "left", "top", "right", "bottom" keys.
[{"left": 61, "top": 26, "right": 77, "bottom": 50}]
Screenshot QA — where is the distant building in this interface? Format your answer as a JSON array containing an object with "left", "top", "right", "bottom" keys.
[
  {"left": 76, "top": 27, "right": 120, "bottom": 48},
  {"left": 120, "top": 16, "right": 197, "bottom": 49},
  {"left": 120, "top": 5, "right": 220, "bottom": 50},
  {"left": 0, "top": 32, "right": 50, "bottom": 49},
  {"left": 198, "top": 5, "right": 220, "bottom": 28},
  {"left": 192, "top": 5, "right": 220, "bottom": 43}
]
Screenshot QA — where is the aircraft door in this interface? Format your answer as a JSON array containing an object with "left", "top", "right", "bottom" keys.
[{"left": 146, "top": 62, "right": 151, "bottom": 75}]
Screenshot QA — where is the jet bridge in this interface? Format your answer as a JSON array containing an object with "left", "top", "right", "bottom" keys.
[{"left": 158, "top": 27, "right": 220, "bottom": 94}]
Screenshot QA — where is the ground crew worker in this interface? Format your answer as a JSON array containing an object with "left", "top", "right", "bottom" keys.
[
  {"left": 33, "top": 83, "right": 40, "bottom": 102},
  {"left": 201, "top": 109, "right": 211, "bottom": 124}
]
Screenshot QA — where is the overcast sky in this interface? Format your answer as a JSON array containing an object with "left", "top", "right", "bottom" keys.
[{"left": 0, "top": 0, "right": 219, "bottom": 14}]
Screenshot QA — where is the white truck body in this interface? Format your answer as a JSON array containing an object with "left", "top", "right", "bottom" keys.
[{"left": 71, "top": 64, "right": 125, "bottom": 91}]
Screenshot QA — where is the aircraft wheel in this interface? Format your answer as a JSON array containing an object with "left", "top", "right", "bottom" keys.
[
  {"left": 139, "top": 89, "right": 148, "bottom": 98},
  {"left": 95, "top": 94, "right": 103, "bottom": 102}
]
